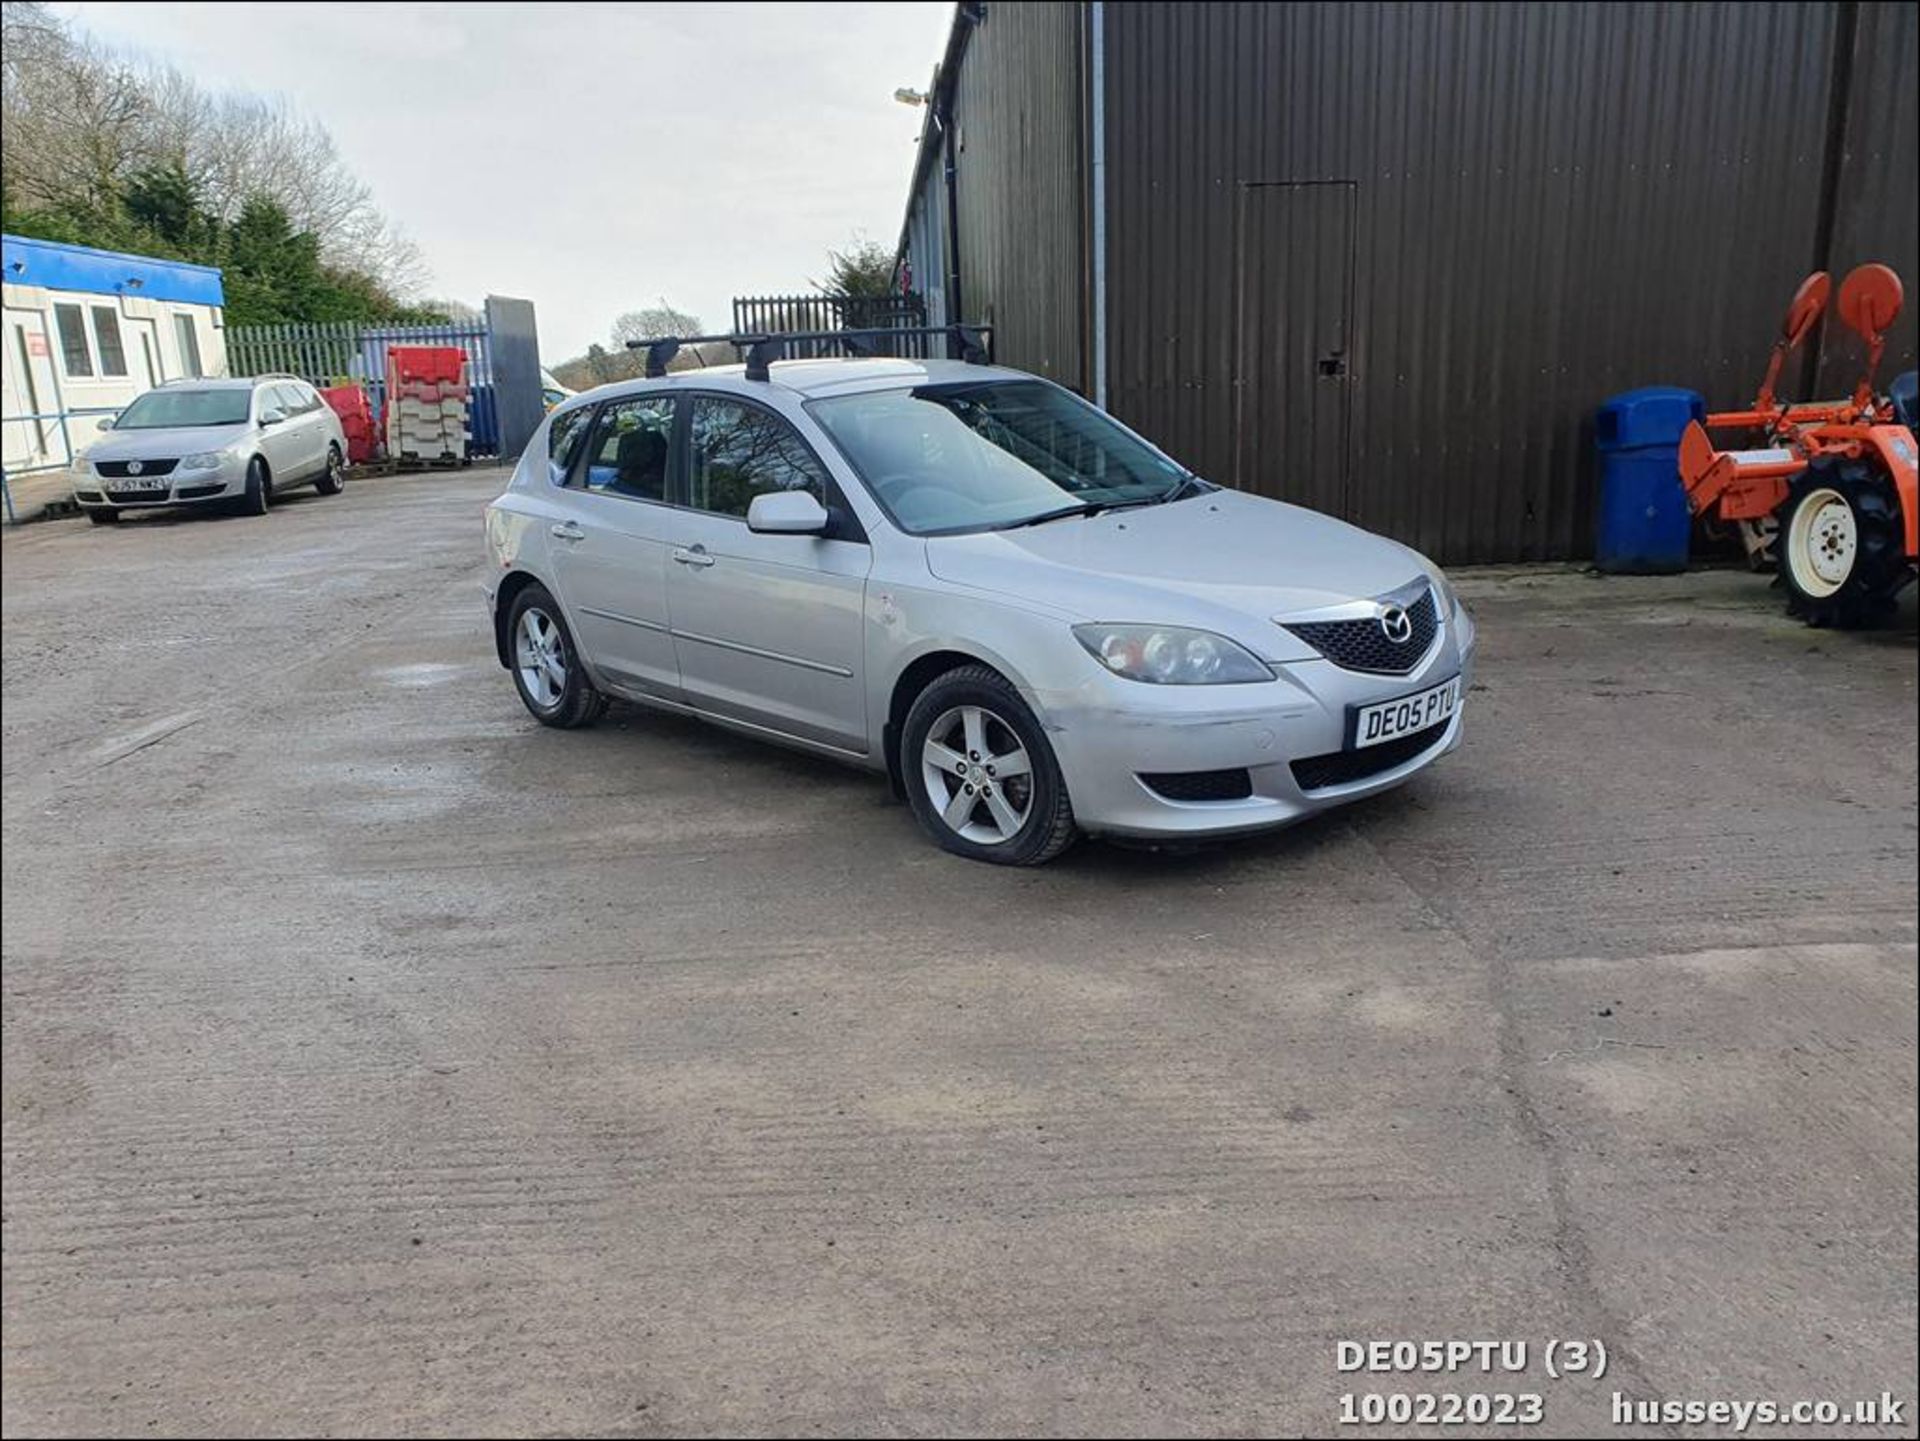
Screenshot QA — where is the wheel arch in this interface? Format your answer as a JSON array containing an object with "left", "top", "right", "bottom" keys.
[
  {"left": 493, "top": 570, "right": 545, "bottom": 669},
  {"left": 883, "top": 647, "right": 1020, "bottom": 799}
]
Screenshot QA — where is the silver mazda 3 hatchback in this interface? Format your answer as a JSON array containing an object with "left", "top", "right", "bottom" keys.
[{"left": 484, "top": 355, "right": 1475, "bottom": 864}]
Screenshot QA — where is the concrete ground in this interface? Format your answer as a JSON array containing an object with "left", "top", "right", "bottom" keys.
[
  {"left": 2, "top": 468, "right": 1915, "bottom": 1438},
  {"left": 1, "top": 466, "right": 86, "bottom": 526}
]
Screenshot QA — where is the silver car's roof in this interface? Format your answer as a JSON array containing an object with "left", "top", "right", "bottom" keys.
[{"left": 562, "top": 357, "right": 1037, "bottom": 411}]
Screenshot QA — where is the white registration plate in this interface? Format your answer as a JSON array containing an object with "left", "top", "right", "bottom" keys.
[
  {"left": 108, "top": 476, "right": 168, "bottom": 493},
  {"left": 1350, "top": 675, "right": 1461, "bottom": 750}
]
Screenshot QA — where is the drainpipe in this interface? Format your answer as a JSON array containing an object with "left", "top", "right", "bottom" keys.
[
  {"left": 936, "top": 2, "right": 984, "bottom": 355},
  {"left": 1090, "top": 0, "right": 1108, "bottom": 408},
  {"left": 939, "top": 104, "right": 964, "bottom": 344}
]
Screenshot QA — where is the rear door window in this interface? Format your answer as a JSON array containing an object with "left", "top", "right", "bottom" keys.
[
  {"left": 547, "top": 406, "right": 595, "bottom": 486},
  {"left": 579, "top": 395, "right": 677, "bottom": 501}
]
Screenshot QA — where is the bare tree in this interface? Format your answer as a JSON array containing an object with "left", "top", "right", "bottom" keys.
[
  {"left": 2, "top": 3, "right": 153, "bottom": 214},
  {"left": 1, "top": 4, "right": 428, "bottom": 297},
  {"left": 611, "top": 303, "right": 703, "bottom": 347}
]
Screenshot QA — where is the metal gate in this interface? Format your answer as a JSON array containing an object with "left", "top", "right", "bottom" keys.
[
  {"left": 226, "top": 319, "right": 503, "bottom": 456},
  {"left": 729, "top": 293, "right": 932, "bottom": 357}
]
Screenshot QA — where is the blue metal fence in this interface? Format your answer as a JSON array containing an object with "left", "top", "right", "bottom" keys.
[{"left": 226, "top": 320, "right": 500, "bottom": 455}]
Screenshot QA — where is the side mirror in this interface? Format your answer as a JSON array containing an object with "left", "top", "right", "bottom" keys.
[
  {"left": 747, "top": 490, "right": 830, "bottom": 535},
  {"left": 259, "top": 407, "right": 287, "bottom": 427},
  {"left": 96, "top": 416, "right": 114, "bottom": 431}
]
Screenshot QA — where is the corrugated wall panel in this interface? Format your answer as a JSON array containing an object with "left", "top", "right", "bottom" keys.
[
  {"left": 1105, "top": 1, "right": 1915, "bottom": 563},
  {"left": 950, "top": 2, "right": 1086, "bottom": 387},
  {"left": 1816, "top": 0, "right": 1918, "bottom": 395}
]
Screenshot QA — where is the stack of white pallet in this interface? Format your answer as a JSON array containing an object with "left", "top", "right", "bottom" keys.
[{"left": 383, "top": 348, "right": 471, "bottom": 467}]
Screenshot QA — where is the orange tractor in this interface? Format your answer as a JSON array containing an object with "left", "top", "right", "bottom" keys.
[{"left": 1679, "top": 262, "right": 1918, "bottom": 627}]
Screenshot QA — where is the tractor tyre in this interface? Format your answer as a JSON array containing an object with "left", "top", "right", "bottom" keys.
[{"left": 1774, "top": 455, "right": 1909, "bottom": 628}]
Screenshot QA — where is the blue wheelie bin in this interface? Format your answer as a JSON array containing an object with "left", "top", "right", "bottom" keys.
[{"left": 1594, "top": 386, "right": 1705, "bottom": 574}]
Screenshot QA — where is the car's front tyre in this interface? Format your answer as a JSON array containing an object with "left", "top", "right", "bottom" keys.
[
  {"left": 240, "top": 457, "right": 272, "bottom": 516},
  {"left": 901, "top": 664, "right": 1076, "bottom": 865},
  {"left": 507, "top": 582, "right": 607, "bottom": 728}
]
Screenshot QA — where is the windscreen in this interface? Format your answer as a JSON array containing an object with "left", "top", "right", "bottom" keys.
[
  {"left": 809, "top": 380, "right": 1189, "bottom": 535},
  {"left": 112, "top": 388, "right": 252, "bottom": 429}
]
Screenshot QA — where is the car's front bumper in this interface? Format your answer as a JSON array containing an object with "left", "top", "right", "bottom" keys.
[
  {"left": 74, "top": 458, "right": 247, "bottom": 510},
  {"left": 1035, "top": 608, "right": 1477, "bottom": 840}
]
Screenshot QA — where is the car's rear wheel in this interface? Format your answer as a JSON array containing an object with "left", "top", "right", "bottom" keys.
[
  {"left": 507, "top": 583, "right": 607, "bottom": 728},
  {"left": 240, "top": 457, "right": 271, "bottom": 516},
  {"left": 87, "top": 509, "right": 120, "bottom": 526},
  {"left": 315, "top": 443, "right": 345, "bottom": 495},
  {"left": 901, "top": 664, "right": 1076, "bottom": 865}
]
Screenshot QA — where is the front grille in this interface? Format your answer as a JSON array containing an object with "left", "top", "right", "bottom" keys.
[
  {"left": 1140, "top": 768, "right": 1254, "bottom": 802},
  {"left": 175, "top": 483, "right": 225, "bottom": 499},
  {"left": 1291, "top": 726, "right": 1449, "bottom": 793},
  {"left": 1282, "top": 585, "right": 1439, "bottom": 675},
  {"left": 95, "top": 459, "right": 178, "bottom": 478}
]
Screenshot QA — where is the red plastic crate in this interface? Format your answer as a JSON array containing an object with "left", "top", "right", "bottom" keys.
[
  {"left": 319, "top": 385, "right": 380, "bottom": 465},
  {"left": 386, "top": 345, "right": 468, "bottom": 387}
]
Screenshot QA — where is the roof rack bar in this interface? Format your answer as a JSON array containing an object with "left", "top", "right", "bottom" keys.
[{"left": 627, "top": 324, "right": 994, "bottom": 379}]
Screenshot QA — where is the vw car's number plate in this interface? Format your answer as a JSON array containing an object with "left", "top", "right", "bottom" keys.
[
  {"left": 1349, "top": 675, "right": 1461, "bottom": 750},
  {"left": 109, "top": 476, "right": 168, "bottom": 492}
]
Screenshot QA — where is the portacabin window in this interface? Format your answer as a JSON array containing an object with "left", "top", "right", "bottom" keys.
[
  {"left": 686, "top": 396, "right": 827, "bottom": 519},
  {"left": 53, "top": 304, "right": 93, "bottom": 378},
  {"left": 579, "top": 395, "right": 676, "bottom": 501},
  {"left": 89, "top": 306, "right": 128, "bottom": 377}
]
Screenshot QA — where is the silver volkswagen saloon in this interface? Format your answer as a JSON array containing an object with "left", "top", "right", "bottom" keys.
[{"left": 483, "top": 352, "right": 1475, "bottom": 865}]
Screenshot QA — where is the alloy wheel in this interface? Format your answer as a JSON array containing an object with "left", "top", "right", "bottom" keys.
[
  {"left": 919, "top": 704, "right": 1034, "bottom": 845},
  {"left": 515, "top": 607, "right": 568, "bottom": 708}
]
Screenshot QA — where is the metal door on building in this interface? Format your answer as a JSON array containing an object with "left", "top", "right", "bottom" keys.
[{"left": 1233, "top": 181, "right": 1356, "bottom": 516}]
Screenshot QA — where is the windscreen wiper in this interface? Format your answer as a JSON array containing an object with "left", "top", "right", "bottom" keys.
[
  {"left": 999, "top": 502, "right": 1104, "bottom": 529},
  {"left": 1157, "top": 474, "right": 1214, "bottom": 504}
]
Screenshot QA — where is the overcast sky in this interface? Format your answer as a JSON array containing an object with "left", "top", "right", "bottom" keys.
[{"left": 61, "top": 1, "right": 953, "bottom": 361}]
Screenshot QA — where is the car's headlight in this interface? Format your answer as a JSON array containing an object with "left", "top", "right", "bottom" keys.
[
  {"left": 1406, "top": 551, "right": 1460, "bottom": 617},
  {"left": 179, "top": 451, "right": 228, "bottom": 471},
  {"left": 1073, "top": 624, "right": 1273, "bottom": 684}
]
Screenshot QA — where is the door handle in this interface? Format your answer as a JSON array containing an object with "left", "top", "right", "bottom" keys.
[
  {"left": 672, "top": 545, "right": 716, "bottom": 568},
  {"left": 550, "top": 521, "right": 585, "bottom": 542}
]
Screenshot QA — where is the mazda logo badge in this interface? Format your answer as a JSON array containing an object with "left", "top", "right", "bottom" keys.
[
  {"left": 126, "top": 460, "right": 142, "bottom": 475},
  {"left": 1380, "top": 606, "right": 1413, "bottom": 644}
]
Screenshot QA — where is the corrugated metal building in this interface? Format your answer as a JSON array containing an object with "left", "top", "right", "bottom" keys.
[{"left": 894, "top": 1, "right": 1920, "bottom": 563}]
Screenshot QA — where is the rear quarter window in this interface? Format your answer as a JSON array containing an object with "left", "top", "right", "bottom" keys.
[{"left": 547, "top": 406, "right": 595, "bottom": 485}]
